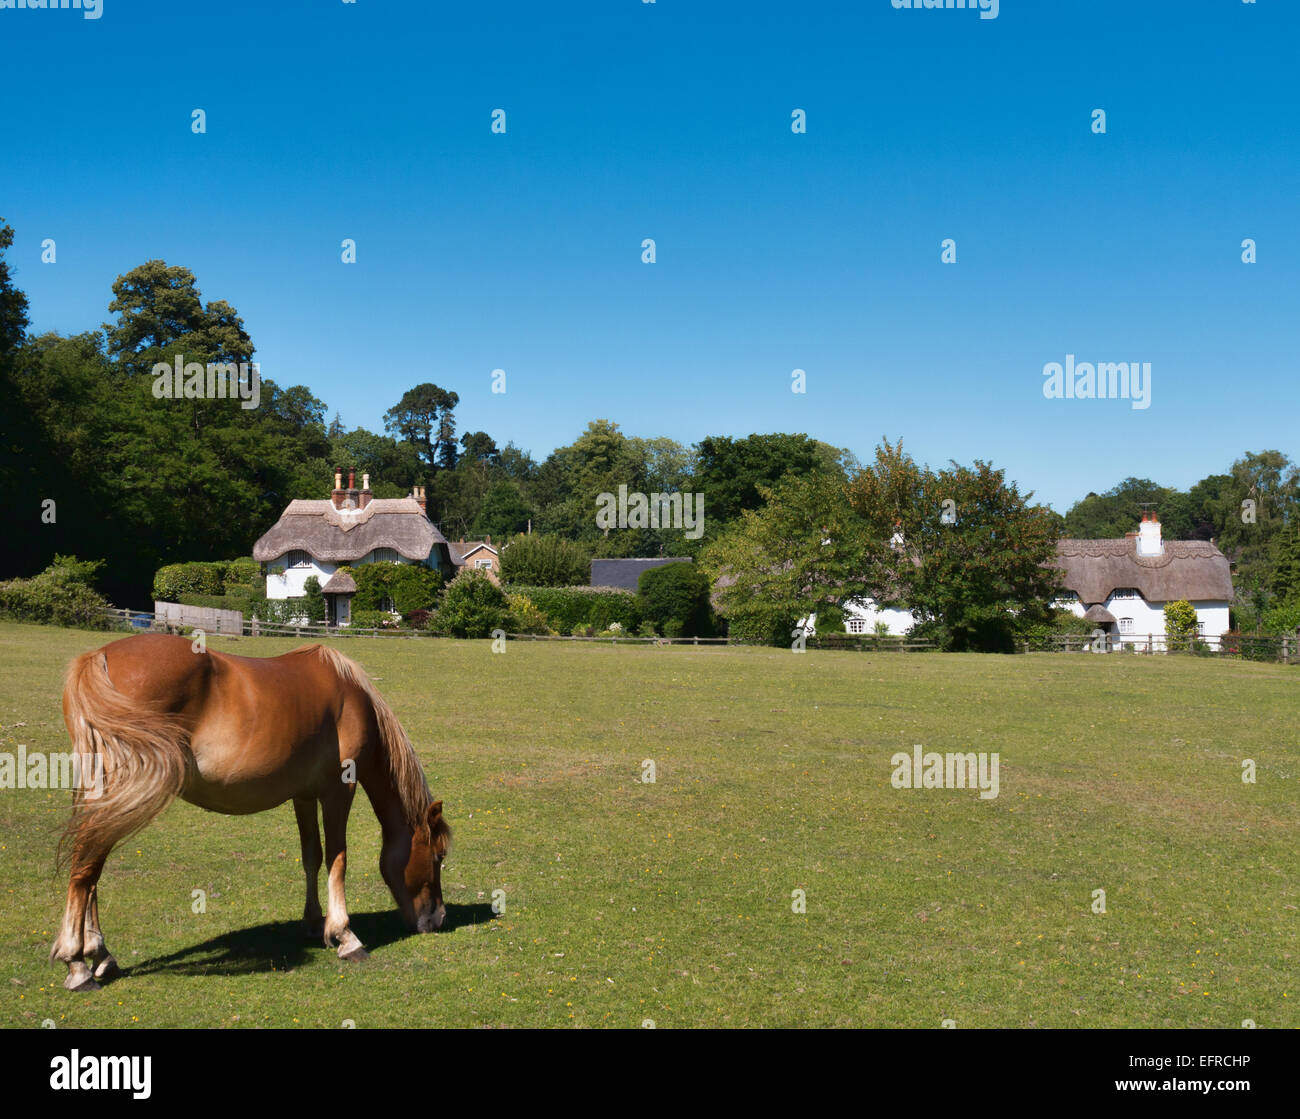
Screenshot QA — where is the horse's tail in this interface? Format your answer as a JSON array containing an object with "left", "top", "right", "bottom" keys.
[
  {"left": 57, "top": 648, "right": 191, "bottom": 873},
  {"left": 304, "top": 645, "right": 431, "bottom": 831}
]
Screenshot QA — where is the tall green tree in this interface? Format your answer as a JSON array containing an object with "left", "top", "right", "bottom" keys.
[
  {"left": 903, "top": 460, "right": 1061, "bottom": 652},
  {"left": 383, "top": 383, "right": 460, "bottom": 474},
  {"left": 694, "top": 433, "right": 848, "bottom": 526},
  {"left": 704, "top": 470, "right": 879, "bottom": 645},
  {"left": 0, "top": 219, "right": 33, "bottom": 570}
]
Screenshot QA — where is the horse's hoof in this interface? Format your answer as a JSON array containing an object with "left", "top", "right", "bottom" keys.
[
  {"left": 92, "top": 957, "right": 120, "bottom": 983},
  {"left": 337, "top": 934, "right": 369, "bottom": 962},
  {"left": 64, "top": 973, "right": 101, "bottom": 993}
]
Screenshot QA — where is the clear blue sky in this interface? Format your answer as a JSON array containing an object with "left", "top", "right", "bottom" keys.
[{"left": 4, "top": 1, "right": 1297, "bottom": 512}]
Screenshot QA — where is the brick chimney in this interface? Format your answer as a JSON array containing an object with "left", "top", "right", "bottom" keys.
[
  {"left": 412, "top": 484, "right": 427, "bottom": 515},
  {"left": 1136, "top": 511, "right": 1163, "bottom": 557},
  {"left": 359, "top": 472, "right": 373, "bottom": 509},
  {"left": 331, "top": 469, "right": 347, "bottom": 510}
]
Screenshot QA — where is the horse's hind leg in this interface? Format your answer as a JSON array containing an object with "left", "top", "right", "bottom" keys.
[
  {"left": 82, "top": 860, "right": 119, "bottom": 983},
  {"left": 321, "top": 783, "right": 367, "bottom": 961},
  {"left": 293, "top": 796, "right": 325, "bottom": 941},
  {"left": 51, "top": 847, "right": 109, "bottom": 992}
]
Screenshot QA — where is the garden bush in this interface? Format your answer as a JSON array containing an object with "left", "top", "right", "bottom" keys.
[
  {"left": 504, "top": 585, "right": 639, "bottom": 633},
  {"left": 504, "top": 592, "right": 552, "bottom": 635},
  {"left": 435, "top": 570, "right": 510, "bottom": 638},
  {"left": 0, "top": 555, "right": 115, "bottom": 630},
  {"left": 349, "top": 561, "right": 442, "bottom": 615},
  {"left": 636, "top": 562, "right": 714, "bottom": 637}
]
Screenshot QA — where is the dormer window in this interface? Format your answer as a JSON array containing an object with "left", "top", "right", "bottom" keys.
[
  {"left": 370, "top": 548, "right": 398, "bottom": 564},
  {"left": 286, "top": 550, "right": 313, "bottom": 569},
  {"left": 1110, "top": 587, "right": 1141, "bottom": 600}
]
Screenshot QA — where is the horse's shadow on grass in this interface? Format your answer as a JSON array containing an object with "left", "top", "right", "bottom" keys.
[{"left": 125, "top": 903, "right": 497, "bottom": 978}]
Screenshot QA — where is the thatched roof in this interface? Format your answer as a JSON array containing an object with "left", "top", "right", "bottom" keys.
[
  {"left": 1082, "top": 604, "right": 1116, "bottom": 625},
  {"left": 320, "top": 571, "right": 356, "bottom": 594},
  {"left": 1055, "top": 538, "right": 1232, "bottom": 604},
  {"left": 252, "top": 498, "right": 448, "bottom": 563},
  {"left": 591, "top": 557, "right": 692, "bottom": 591}
]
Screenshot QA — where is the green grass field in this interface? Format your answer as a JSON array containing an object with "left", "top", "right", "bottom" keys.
[{"left": 0, "top": 620, "right": 1295, "bottom": 1028}]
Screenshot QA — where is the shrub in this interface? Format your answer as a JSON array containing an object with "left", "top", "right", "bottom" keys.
[
  {"left": 403, "top": 608, "right": 434, "bottom": 630},
  {"left": 907, "top": 617, "right": 952, "bottom": 650},
  {"left": 350, "top": 561, "right": 442, "bottom": 615},
  {"left": 153, "top": 561, "right": 226, "bottom": 601},
  {"left": 1260, "top": 599, "right": 1300, "bottom": 636},
  {"left": 636, "top": 562, "right": 714, "bottom": 637},
  {"left": 724, "top": 611, "right": 799, "bottom": 647},
  {"left": 0, "top": 555, "right": 114, "bottom": 630},
  {"left": 499, "top": 534, "right": 591, "bottom": 587},
  {"left": 1163, "top": 599, "right": 1199, "bottom": 642},
  {"left": 350, "top": 609, "right": 401, "bottom": 630},
  {"left": 435, "top": 570, "right": 509, "bottom": 638},
  {"left": 504, "top": 593, "right": 552, "bottom": 635},
  {"left": 177, "top": 593, "right": 256, "bottom": 612},
  {"left": 302, "top": 576, "right": 327, "bottom": 624},
  {"left": 249, "top": 598, "right": 310, "bottom": 625},
  {"left": 153, "top": 558, "right": 266, "bottom": 602},
  {"left": 1014, "top": 608, "right": 1097, "bottom": 648},
  {"left": 504, "top": 585, "right": 639, "bottom": 633}
]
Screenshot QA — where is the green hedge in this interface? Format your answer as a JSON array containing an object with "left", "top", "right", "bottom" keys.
[
  {"left": 505, "top": 585, "right": 640, "bottom": 632},
  {"left": 154, "top": 558, "right": 263, "bottom": 602},
  {"left": 178, "top": 593, "right": 255, "bottom": 612}
]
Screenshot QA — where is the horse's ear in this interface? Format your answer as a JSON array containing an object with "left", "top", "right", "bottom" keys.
[{"left": 427, "top": 800, "right": 450, "bottom": 855}]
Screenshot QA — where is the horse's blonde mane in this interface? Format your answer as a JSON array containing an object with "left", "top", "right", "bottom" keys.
[{"left": 297, "top": 645, "right": 431, "bottom": 830}]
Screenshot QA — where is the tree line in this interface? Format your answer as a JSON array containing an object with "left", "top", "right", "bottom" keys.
[{"left": 1, "top": 221, "right": 1297, "bottom": 638}]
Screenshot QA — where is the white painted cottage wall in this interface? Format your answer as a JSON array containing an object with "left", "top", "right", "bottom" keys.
[
  {"left": 265, "top": 558, "right": 338, "bottom": 600},
  {"left": 1055, "top": 594, "right": 1230, "bottom": 649},
  {"left": 842, "top": 597, "right": 915, "bottom": 636}
]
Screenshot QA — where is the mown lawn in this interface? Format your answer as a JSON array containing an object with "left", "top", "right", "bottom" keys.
[{"left": 0, "top": 620, "right": 1295, "bottom": 1028}]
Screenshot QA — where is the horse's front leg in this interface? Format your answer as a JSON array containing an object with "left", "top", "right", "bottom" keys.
[{"left": 321, "top": 782, "right": 367, "bottom": 961}]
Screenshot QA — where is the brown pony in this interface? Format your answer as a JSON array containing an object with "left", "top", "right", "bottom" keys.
[{"left": 51, "top": 633, "right": 450, "bottom": 991}]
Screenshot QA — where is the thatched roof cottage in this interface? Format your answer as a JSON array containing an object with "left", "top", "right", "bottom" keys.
[{"left": 252, "top": 471, "right": 463, "bottom": 623}]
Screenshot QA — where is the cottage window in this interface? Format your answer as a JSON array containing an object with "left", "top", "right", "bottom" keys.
[
  {"left": 379, "top": 595, "right": 396, "bottom": 613},
  {"left": 370, "top": 548, "right": 399, "bottom": 564},
  {"left": 846, "top": 618, "right": 866, "bottom": 634},
  {"left": 475, "top": 558, "right": 494, "bottom": 570},
  {"left": 286, "top": 550, "right": 313, "bottom": 569},
  {"left": 1119, "top": 618, "right": 1134, "bottom": 634},
  {"left": 1110, "top": 588, "right": 1141, "bottom": 600}
]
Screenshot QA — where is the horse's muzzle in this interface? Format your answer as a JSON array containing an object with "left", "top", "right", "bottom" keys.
[{"left": 417, "top": 904, "right": 446, "bottom": 933}]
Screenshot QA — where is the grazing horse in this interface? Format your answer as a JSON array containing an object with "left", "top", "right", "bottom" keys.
[{"left": 51, "top": 634, "right": 450, "bottom": 991}]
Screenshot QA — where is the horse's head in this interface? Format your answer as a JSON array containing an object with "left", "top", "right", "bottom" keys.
[{"left": 405, "top": 799, "right": 450, "bottom": 932}]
